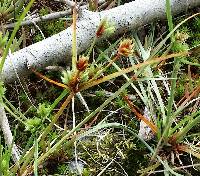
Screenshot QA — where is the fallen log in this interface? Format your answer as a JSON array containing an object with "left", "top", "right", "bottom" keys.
[{"left": 2, "top": 0, "right": 200, "bottom": 83}]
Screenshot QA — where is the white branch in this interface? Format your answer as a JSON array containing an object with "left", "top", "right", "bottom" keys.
[
  {"left": 56, "top": 0, "right": 76, "bottom": 7},
  {"left": 2, "top": 0, "right": 200, "bottom": 83},
  {"left": 3, "top": 0, "right": 106, "bottom": 29},
  {"left": 4, "top": 10, "right": 72, "bottom": 29},
  {"left": 0, "top": 104, "right": 20, "bottom": 162}
]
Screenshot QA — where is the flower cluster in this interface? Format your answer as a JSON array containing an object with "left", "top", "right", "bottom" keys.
[
  {"left": 117, "top": 39, "right": 134, "bottom": 57},
  {"left": 96, "top": 18, "right": 115, "bottom": 38},
  {"left": 76, "top": 56, "right": 89, "bottom": 71}
]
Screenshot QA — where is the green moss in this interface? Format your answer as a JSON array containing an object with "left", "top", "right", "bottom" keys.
[
  {"left": 122, "top": 148, "right": 149, "bottom": 175},
  {"left": 39, "top": 7, "right": 49, "bottom": 16},
  {"left": 175, "top": 79, "right": 185, "bottom": 99},
  {"left": 115, "top": 97, "right": 125, "bottom": 109},
  {"left": 191, "top": 39, "right": 200, "bottom": 47},
  {"left": 33, "top": 7, "right": 66, "bottom": 42},
  {"left": 193, "top": 17, "right": 200, "bottom": 31},
  {"left": 115, "top": 95, "right": 131, "bottom": 113},
  {"left": 25, "top": 117, "right": 41, "bottom": 132},
  {"left": 56, "top": 163, "right": 69, "bottom": 175},
  {"left": 95, "top": 90, "right": 105, "bottom": 97},
  {"left": 33, "top": 34, "right": 44, "bottom": 43},
  {"left": 47, "top": 21, "right": 65, "bottom": 34},
  {"left": 175, "top": 72, "right": 200, "bottom": 100},
  {"left": 172, "top": 41, "right": 189, "bottom": 52},
  {"left": 37, "top": 103, "right": 51, "bottom": 118}
]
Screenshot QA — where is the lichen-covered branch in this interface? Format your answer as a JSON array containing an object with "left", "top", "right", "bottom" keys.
[
  {"left": 2, "top": 0, "right": 200, "bottom": 83},
  {"left": 0, "top": 103, "right": 20, "bottom": 162},
  {"left": 4, "top": 10, "right": 72, "bottom": 29}
]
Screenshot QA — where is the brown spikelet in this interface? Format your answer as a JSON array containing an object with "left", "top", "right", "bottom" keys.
[
  {"left": 76, "top": 56, "right": 89, "bottom": 71},
  {"left": 96, "top": 20, "right": 106, "bottom": 38},
  {"left": 118, "top": 39, "right": 134, "bottom": 57}
]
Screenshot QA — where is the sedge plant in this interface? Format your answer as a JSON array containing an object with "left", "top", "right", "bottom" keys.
[
  {"left": 1, "top": 1, "right": 199, "bottom": 175},
  {"left": 15, "top": 10, "right": 200, "bottom": 176}
]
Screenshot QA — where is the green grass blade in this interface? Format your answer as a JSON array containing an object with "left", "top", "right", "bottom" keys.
[
  {"left": 34, "top": 136, "right": 38, "bottom": 176},
  {"left": 174, "top": 110, "right": 200, "bottom": 142},
  {"left": 150, "top": 13, "right": 200, "bottom": 58},
  {"left": 0, "top": 0, "right": 36, "bottom": 72},
  {"left": 165, "top": 0, "right": 174, "bottom": 42}
]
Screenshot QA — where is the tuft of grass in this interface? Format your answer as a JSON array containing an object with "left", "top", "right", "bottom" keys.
[{"left": 1, "top": 0, "right": 200, "bottom": 175}]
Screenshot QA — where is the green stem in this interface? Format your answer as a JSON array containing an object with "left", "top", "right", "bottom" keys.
[
  {"left": 0, "top": 0, "right": 36, "bottom": 73},
  {"left": 41, "top": 93, "right": 74, "bottom": 138},
  {"left": 174, "top": 110, "right": 200, "bottom": 142},
  {"left": 33, "top": 136, "right": 38, "bottom": 176},
  {"left": 165, "top": 0, "right": 174, "bottom": 42},
  {"left": 87, "top": 37, "right": 97, "bottom": 57},
  {"left": 72, "top": 7, "right": 77, "bottom": 71},
  {"left": 164, "top": 59, "right": 180, "bottom": 127},
  {"left": 49, "top": 89, "right": 68, "bottom": 113},
  {"left": 163, "top": 0, "right": 176, "bottom": 127},
  {"left": 3, "top": 96, "right": 27, "bottom": 121},
  {"left": 3, "top": 104, "right": 26, "bottom": 125}
]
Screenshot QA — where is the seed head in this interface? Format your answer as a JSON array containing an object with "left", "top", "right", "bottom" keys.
[
  {"left": 175, "top": 31, "right": 189, "bottom": 43},
  {"left": 76, "top": 56, "right": 89, "bottom": 71},
  {"left": 118, "top": 39, "right": 134, "bottom": 57},
  {"left": 61, "top": 70, "right": 73, "bottom": 84},
  {"left": 96, "top": 19, "right": 115, "bottom": 38}
]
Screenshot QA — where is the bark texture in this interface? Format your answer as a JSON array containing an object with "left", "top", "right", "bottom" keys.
[
  {"left": 2, "top": 0, "right": 200, "bottom": 83},
  {"left": 0, "top": 104, "right": 20, "bottom": 162}
]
